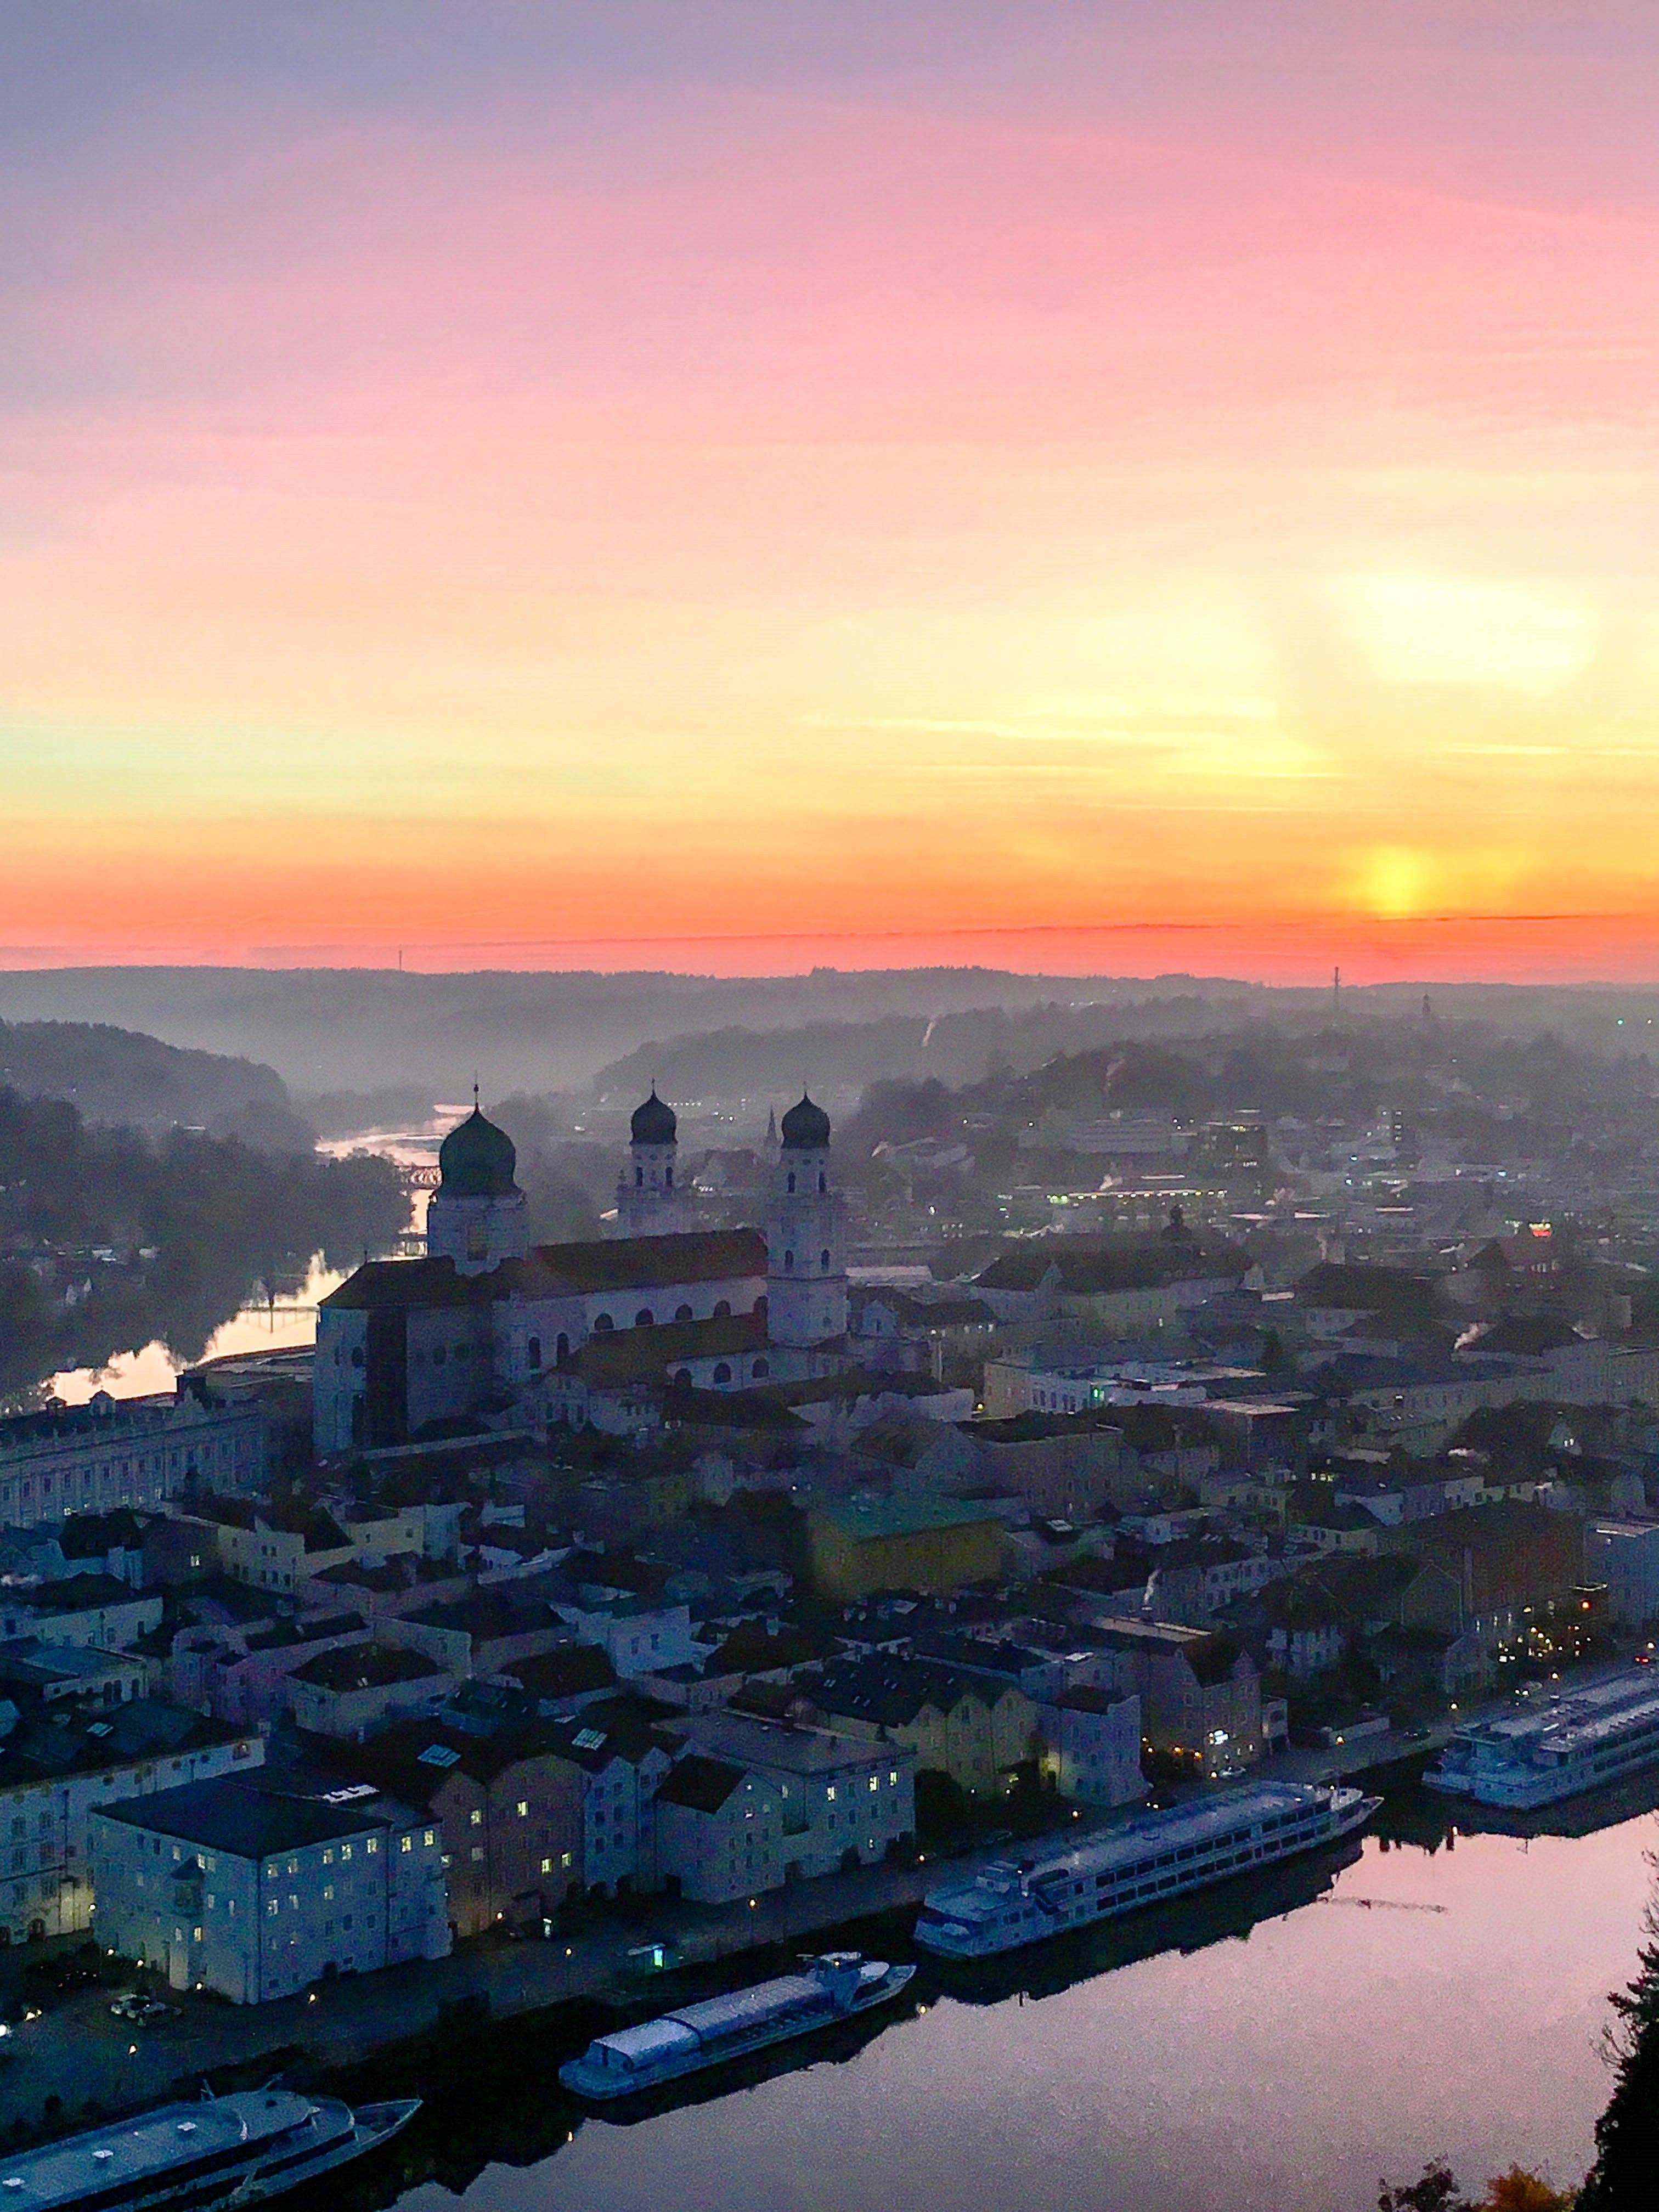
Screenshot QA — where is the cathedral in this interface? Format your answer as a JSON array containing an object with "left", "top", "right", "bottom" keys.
[{"left": 314, "top": 1089, "right": 849, "bottom": 1455}]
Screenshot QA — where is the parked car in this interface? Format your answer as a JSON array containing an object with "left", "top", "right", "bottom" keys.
[{"left": 108, "top": 1995, "right": 177, "bottom": 2026}]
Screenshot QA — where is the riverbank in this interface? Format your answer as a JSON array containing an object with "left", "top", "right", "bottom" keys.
[{"left": 0, "top": 1829, "right": 1022, "bottom": 2135}]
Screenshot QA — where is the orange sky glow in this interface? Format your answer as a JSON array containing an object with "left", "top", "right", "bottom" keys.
[{"left": 6, "top": 3, "right": 1659, "bottom": 981}]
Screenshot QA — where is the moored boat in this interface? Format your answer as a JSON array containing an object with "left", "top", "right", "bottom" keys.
[
  {"left": 560, "top": 1953, "right": 915, "bottom": 2100},
  {"left": 1425, "top": 1666, "right": 1659, "bottom": 1809},
  {"left": 914, "top": 1780, "right": 1379, "bottom": 1960},
  {"left": 0, "top": 2087, "right": 419, "bottom": 2209}
]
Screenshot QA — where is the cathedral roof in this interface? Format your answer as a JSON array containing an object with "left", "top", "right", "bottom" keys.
[
  {"left": 630, "top": 1087, "right": 679, "bottom": 1146},
  {"left": 324, "top": 1229, "right": 768, "bottom": 1313},
  {"left": 780, "top": 1092, "right": 832, "bottom": 1150},
  {"left": 438, "top": 1105, "right": 518, "bottom": 1198}
]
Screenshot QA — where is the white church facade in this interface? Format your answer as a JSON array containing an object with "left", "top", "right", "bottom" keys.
[{"left": 314, "top": 1089, "right": 849, "bottom": 1456}]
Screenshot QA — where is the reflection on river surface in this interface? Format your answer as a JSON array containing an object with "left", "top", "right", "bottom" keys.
[{"left": 300, "top": 1802, "right": 1655, "bottom": 2212}]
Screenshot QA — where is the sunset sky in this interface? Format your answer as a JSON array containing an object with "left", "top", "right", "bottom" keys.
[{"left": 6, "top": 2, "right": 1659, "bottom": 979}]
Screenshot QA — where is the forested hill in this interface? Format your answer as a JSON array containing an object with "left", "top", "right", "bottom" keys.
[
  {"left": 0, "top": 1089, "right": 407, "bottom": 1401},
  {"left": 0, "top": 1018, "right": 295, "bottom": 1135}
]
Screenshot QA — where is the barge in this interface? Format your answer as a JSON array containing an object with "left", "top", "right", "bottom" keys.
[{"left": 560, "top": 1953, "right": 915, "bottom": 2100}]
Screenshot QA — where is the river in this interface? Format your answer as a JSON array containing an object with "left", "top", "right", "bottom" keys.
[
  {"left": 368, "top": 1796, "right": 1653, "bottom": 2212},
  {"left": 47, "top": 1120, "right": 445, "bottom": 1404}
]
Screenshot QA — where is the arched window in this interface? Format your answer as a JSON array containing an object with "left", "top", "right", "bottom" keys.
[
  {"left": 675, "top": 1304, "right": 693, "bottom": 1323},
  {"left": 752, "top": 1357, "right": 770, "bottom": 1379},
  {"left": 712, "top": 1362, "right": 733, "bottom": 1386},
  {"left": 527, "top": 1335, "right": 542, "bottom": 1370},
  {"left": 665, "top": 1163, "right": 674, "bottom": 1189},
  {"left": 818, "top": 1171, "right": 826, "bottom": 1194},
  {"left": 670, "top": 1368, "right": 692, "bottom": 1389},
  {"left": 714, "top": 1299, "right": 731, "bottom": 1319},
  {"left": 556, "top": 1332, "right": 570, "bottom": 1363},
  {"left": 820, "top": 1249, "right": 831, "bottom": 1272},
  {"left": 635, "top": 1164, "right": 643, "bottom": 1187},
  {"left": 753, "top": 1295, "right": 768, "bottom": 1321},
  {"left": 635, "top": 1308, "right": 654, "bottom": 1329},
  {"left": 787, "top": 1171, "right": 796, "bottom": 1194},
  {"left": 784, "top": 1250, "right": 794, "bottom": 1272},
  {"left": 592, "top": 1313, "right": 614, "bottom": 1333}
]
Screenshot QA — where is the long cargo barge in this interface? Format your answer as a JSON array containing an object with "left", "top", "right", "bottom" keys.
[{"left": 560, "top": 1953, "right": 915, "bottom": 2100}]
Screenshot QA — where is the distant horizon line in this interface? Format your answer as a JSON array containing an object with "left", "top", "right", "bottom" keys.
[{"left": 1, "top": 953, "right": 1657, "bottom": 994}]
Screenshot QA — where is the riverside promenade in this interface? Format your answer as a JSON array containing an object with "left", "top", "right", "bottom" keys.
[
  {"left": 0, "top": 1716, "right": 1488, "bottom": 2137},
  {"left": 0, "top": 1832, "right": 1023, "bottom": 2132}
]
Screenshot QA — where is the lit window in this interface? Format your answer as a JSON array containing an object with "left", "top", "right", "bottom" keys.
[
  {"left": 400, "top": 1836, "right": 412, "bottom": 1853},
  {"left": 516, "top": 1801, "right": 529, "bottom": 1819},
  {"left": 424, "top": 1829, "right": 436, "bottom": 1848},
  {"left": 469, "top": 1809, "right": 482, "bottom": 1827}
]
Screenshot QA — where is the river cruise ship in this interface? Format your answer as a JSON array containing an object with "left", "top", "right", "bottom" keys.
[
  {"left": 0, "top": 2087, "right": 417, "bottom": 2211},
  {"left": 560, "top": 1953, "right": 915, "bottom": 2100},
  {"left": 1424, "top": 1667, "right": 1659, "bottom": 1810},
  {"left": 913, "top": 1780, "right": 1379, "bottom": 1960}
]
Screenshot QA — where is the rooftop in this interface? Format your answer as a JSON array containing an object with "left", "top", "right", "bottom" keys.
[{"left": 96, "top": 1770, "right": 414, "bottom": 1857}]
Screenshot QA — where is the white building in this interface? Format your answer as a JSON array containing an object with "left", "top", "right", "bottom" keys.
[
  {"left": 0, "top": 1391, "right": 267, "bottom": 1532},
  {"left": 1037, "top": 1687, "right": 1145, "bottom": 1807},
  {"left": 668, "top": 1710, "right": 915, "bottom": 1882},
  {"left": 553, "top": 1596, "right": 701, "bottom": 1679},
  {"left": 315, "top": 1089, "right": 856, "bottom": 1456},
  {"left": 653, "top": 1755, "right": 783, "bottom": 1904},
  {"left": 545, "top": 1705, "right": 676, "bottom": 1897},
  {"left": 0, "top": 1703, "right": 261, "bottom": 1948},
  {"left": 91, "top": 1769, "right": 451, "bottom": 2002},
  {"left": 0, "top": 1574, "right": 162, "bottom": 1651}
]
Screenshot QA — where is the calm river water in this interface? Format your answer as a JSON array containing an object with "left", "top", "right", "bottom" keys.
[{"left": 371, "top": 1796, "right": 1657, "bottom": 2212}]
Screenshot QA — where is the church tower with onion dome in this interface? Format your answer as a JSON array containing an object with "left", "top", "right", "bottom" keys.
[
  {"left": 765, "top": 1092, "right": 847, "bottom": 1346},
  {"left": 616, "top": 1087, "right": 696, "bottom": 1237},
  {"left": 426, "top": 1095, "right": 529, "bottom": 1274}
]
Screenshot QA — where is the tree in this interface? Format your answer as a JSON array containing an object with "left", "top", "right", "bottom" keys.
[
  {"left": 1379, "top": 2159, "right": 1470, "bottom": 2212},
  {"left": 1579, "top": 1863, "right": 1659, "bottom": 2207},
  {"left": 1483, "top": 2171, "right": 1575, "bottom": 2212}
]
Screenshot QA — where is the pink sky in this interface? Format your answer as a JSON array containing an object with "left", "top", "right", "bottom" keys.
[{"left": 5, "top": 3, "right": 1659, "bottom": 979}]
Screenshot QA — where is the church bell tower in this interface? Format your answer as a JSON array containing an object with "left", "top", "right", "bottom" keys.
[{"left": 765, "top": 1093, "right": 847, "bottom": 1347}]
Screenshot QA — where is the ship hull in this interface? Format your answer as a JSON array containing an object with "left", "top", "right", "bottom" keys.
[
  {"left": 0, "top": 2095, "right": 420, "bottom": 2212},
  {"left": 561, "top": 1967, "right": 916, "bottom": 2101},
  {"left": 916, "top": 1790, "right": 1380, "bottom": 1961},
  {"left": 229, "top": 2098, "right": 422, "bottom": 2206}
]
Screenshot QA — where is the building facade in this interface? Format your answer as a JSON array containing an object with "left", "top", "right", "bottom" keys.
[
  {"left": 91, "top": 1770, "right": 451, "bottom": 2002},
  {"left": 0, "top": 1391, "right": 267, "bottom": 1532}
]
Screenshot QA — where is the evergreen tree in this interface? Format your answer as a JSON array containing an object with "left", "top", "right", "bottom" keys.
[{"left": 1579, "top": 1864, "right": 1659, "bottom": 2208}]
